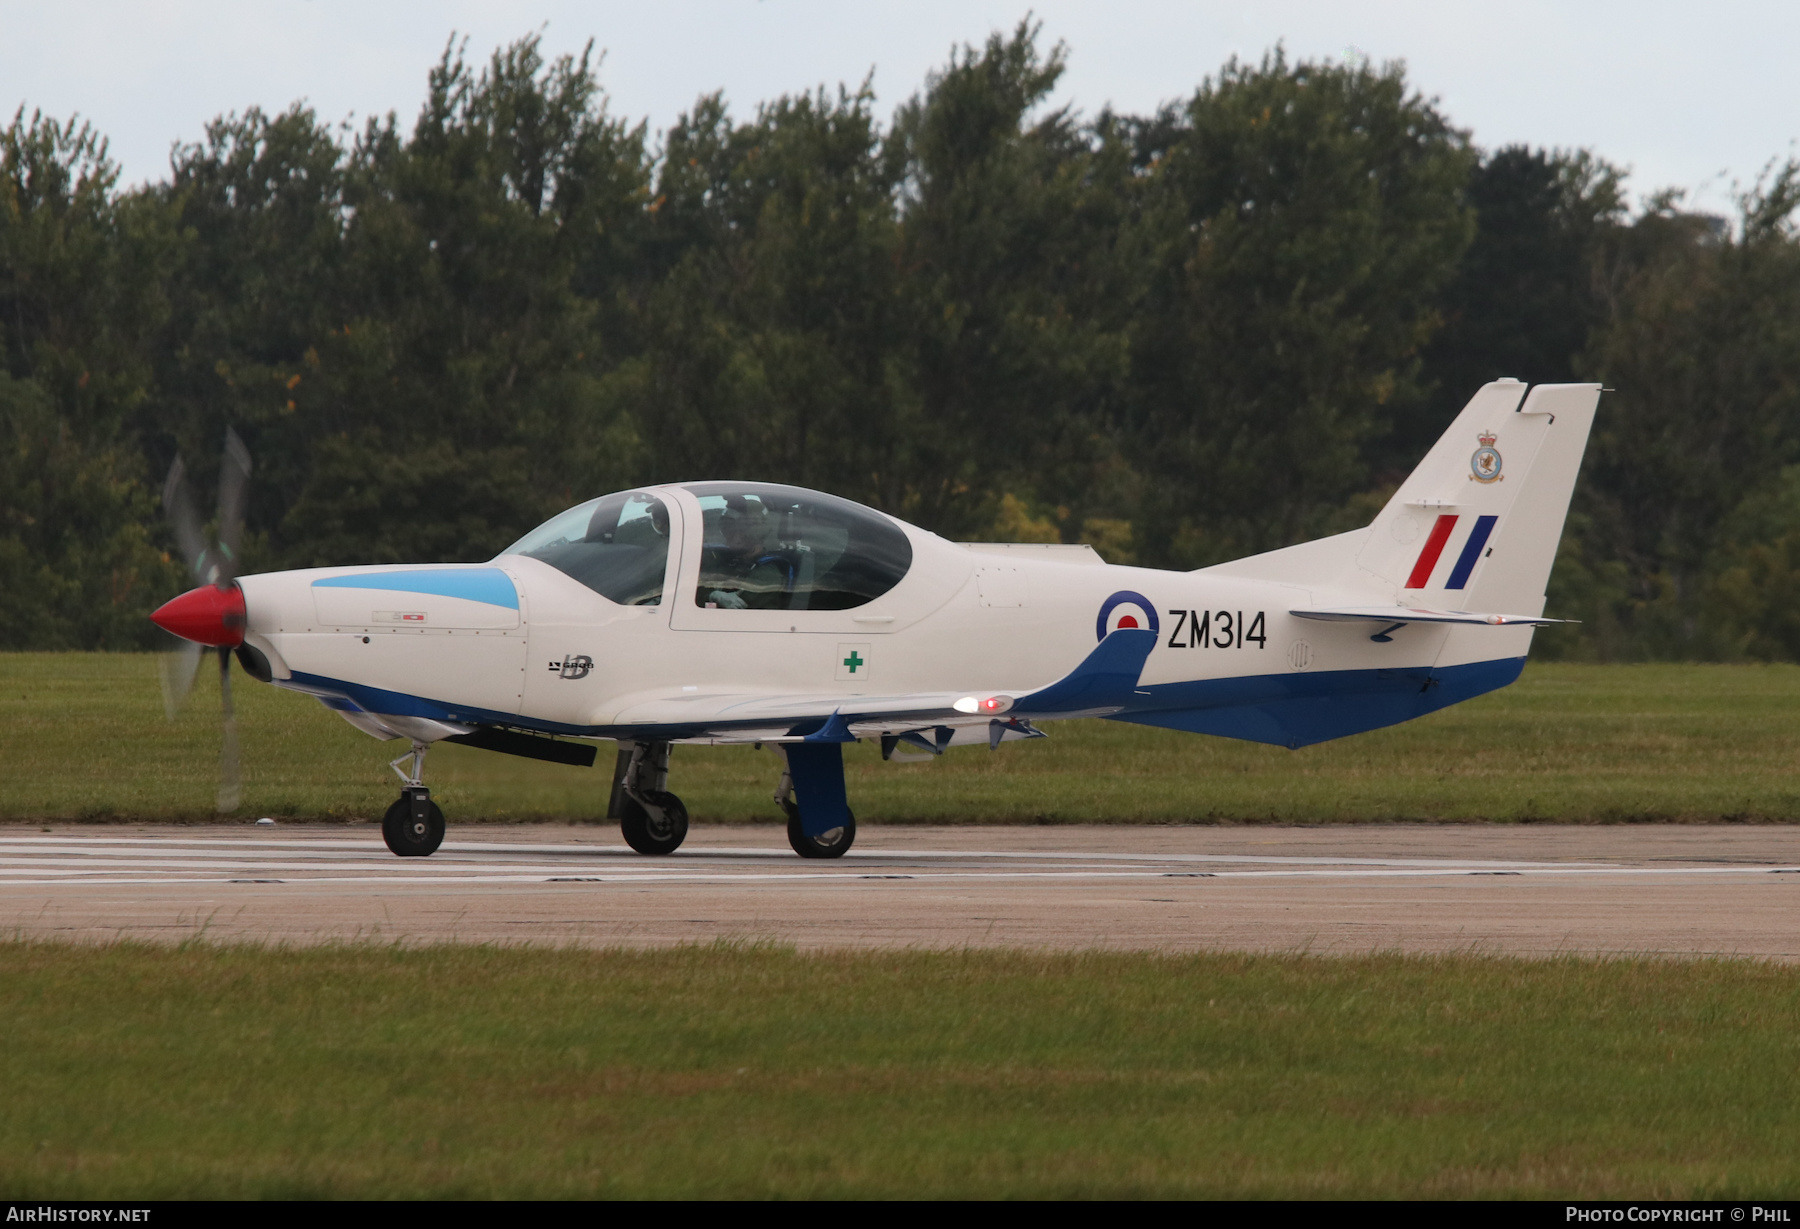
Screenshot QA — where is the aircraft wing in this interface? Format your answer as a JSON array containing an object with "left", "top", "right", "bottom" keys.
[
  {"left": 611, "top": 688, "right": 973, "bottom": 729},
  {"left": 1291, "top": 606, "right": 1567, "bottom": 626},
  {"left": 609, "top": 628, "right": 1160, "bottom": 741}
]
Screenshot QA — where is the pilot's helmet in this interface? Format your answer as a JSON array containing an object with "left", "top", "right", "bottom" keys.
[{"left": 720, "top": 497, "right": 769, "bottom": 550}]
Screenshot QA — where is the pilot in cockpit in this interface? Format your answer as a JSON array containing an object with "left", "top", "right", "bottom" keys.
[{"left": 702, "top": 497, "right": 793, "bottom": 609}]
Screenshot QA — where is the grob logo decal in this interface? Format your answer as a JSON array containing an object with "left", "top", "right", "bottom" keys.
[
  {"left": 1095, "top": 591, "right": 1159, "bottom": 642},
  {"left": 548, "top": 654, "right": 594, "bottom": 680}
]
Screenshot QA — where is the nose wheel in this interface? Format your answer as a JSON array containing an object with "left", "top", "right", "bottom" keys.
[
  {"left": 383, "top": 787, "right": 445, "bottom": 856},
  {"left": 382, "top": 741, "right": 445, "bottom": 857}
]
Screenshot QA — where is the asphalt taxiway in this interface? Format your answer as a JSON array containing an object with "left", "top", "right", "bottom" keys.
[{"left": 4, "top": 823, "right": 1799, "bottom": 957}]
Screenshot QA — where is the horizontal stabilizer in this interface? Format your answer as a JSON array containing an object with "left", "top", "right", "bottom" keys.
[
  {"left": 1292, "top": 606, "right": 1567, "bottom": 627},
  {"left": 1196, "top": 382, "right": 1601, "bottom": 627}
]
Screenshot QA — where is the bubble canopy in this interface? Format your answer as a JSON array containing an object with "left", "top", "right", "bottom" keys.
[
  {"left": 500, "top": 484, "right": 913, "bottom": 610},
  {"left": 500, "top": 490, "right": 671, "bottom": 606},
  {"left": 684, "top": 482, "right": 912, "bottom": 611}
]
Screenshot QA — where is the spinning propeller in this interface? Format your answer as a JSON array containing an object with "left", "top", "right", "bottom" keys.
[{"left": 153, "top": 429, "right": 252, "bottom": 813}]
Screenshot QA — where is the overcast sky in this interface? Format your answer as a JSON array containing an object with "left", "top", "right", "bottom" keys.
[{"left": 4, "top": 1, "right": 1794, "bottom": 214}]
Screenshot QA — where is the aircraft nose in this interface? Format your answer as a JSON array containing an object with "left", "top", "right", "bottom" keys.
[{"left": 150, "top": 583, "right": 247, "bottom": 647}]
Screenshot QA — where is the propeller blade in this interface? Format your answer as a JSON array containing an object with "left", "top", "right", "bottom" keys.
[
  {"left": 217, "top": 646, "right": 241, "bottom": 813},
  {"left": 158, "top": 638, "right": 203, "bottom": 720},
  {"left": 161, "top": 455, "right": 212, "bottom": 584},
  {"left": 216, "top": 427, "right": 252, "bottom": 583}
]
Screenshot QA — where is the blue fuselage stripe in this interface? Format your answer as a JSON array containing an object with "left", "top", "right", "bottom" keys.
[
  {"left": 311, "top": 568, "right": 519, "bottom": 609},
  {"left": 1445, "top": 515, "right": 1498, "bottom": 590}
]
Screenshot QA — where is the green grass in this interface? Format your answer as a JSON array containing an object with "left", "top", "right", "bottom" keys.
[
  {"left": 3, "top": 942, "right": 1797, "bottom": 1198},
  {"left": 6, "top": 652, "right": 1800, "bottom": 823}
]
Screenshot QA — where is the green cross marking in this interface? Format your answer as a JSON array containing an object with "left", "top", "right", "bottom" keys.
[{"left": 843, "top": 650, "right": 864, "bottom": 674}]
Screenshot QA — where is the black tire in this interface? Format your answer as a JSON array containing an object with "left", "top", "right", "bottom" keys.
[
  {"left": 783, "top": 799, "right": 856, "bottom": 859},
  {"left": 620, "top": 792, "right": 688, "bottom": 855},
  {"left": 382, "top": 796, "right": 445, "bottom": 857}
]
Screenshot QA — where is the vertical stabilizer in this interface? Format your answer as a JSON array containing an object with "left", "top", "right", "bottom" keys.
[
  {"left": 1461, "top": 384, "right": 1601, "bottom": 617},
  {"left": 1355, "top": 381, "right": 1600, "bottom": 615}
]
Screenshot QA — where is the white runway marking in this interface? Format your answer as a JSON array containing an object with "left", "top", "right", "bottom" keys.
[
  {"left": 0, "top": 834, "right": 1587, "bottom": 866},
  {"left": 8, "top": 825, "right": 1799, "bottom": 957},
  {"left": 1, "top": 832, "right": 1793, "bottom": 887}
]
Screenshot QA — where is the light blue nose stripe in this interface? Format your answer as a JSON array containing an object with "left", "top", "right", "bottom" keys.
[{"left": 311, "top": 568, "right": 519, "bottom": 610}]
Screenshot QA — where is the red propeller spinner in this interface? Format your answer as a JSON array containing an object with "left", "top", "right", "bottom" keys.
[{"left": 151, "top": 583, "right": 246, "bottom": 648}]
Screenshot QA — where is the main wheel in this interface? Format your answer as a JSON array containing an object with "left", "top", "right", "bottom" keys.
[
  {"left": 620, "top": 792, "right": 688, "bottom": 855},
  {"left": 382, "top": 795, "right": 445, "bottom": 857},
  {"left": 783, "top": 799, "right": 856, "bottom": 859}
]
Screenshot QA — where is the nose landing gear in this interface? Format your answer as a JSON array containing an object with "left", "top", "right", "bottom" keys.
[
  {"left": 610, "top": 740, "right": 689, "bottom": 855},
  {"left": 382, "top": 741, "right": 445, "bottom": 856}
]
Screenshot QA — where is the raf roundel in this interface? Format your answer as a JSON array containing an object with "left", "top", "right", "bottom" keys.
[{"left": 1095, "top": 590, "right": 1160, "bottom": 642}]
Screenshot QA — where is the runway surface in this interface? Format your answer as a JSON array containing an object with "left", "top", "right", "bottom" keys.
[{"left": 5, "top": 823, "right": 1800, "bottom": 957}]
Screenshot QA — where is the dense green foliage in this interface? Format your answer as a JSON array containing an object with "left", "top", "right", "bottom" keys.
[
  {"left": 5, "top": 24, "right": 1799, "bottom": 656},
  {"left": 5, "top": 942, "right": 1799, "bottom": 1197}
]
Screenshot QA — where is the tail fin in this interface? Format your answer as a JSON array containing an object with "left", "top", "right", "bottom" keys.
[
  {"left": 1354, "top": 381, "right": 1601, "bottom": 615},
  {"left": 1202, "top": 380, "right": 1601, "bottom": 617}
]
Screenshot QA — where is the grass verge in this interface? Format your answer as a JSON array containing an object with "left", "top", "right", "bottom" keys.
[
  {"left": 3, "top": 942, "right": 1798, "bottom": 1198},
  {"left": 5, "top": 653, "right": 1800, "bottom": 823}
]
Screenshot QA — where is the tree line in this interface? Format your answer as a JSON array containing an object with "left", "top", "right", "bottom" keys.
[{"left": 5, "top": 23, "right": 1800, "bottom": 659}]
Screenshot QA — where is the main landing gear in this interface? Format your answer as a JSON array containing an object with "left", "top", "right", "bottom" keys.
[
  {"left": 377, "top": 734, "right": 861, "bottom": 861},
  {"left": 776, "top": 743, "right": 856, "bottom": 859},
  {"left": 383, "top": 741, "right": 445, "bottom": 857},
  {"left": 605, "top": 739, "right": 857, "bottom": 859},
  {"left": 609, "top": 740, "right": 690, "bottom": 855}
]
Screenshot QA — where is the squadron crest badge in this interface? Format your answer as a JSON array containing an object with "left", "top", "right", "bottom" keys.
[{"left": 1470, "top": 431, "right": 1503, "bottom": 483}]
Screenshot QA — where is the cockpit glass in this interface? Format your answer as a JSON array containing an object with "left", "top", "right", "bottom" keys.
[
  {"left": 684, "top": 482, "right": 912, "bottom": 611},
  {"left": 500, "top": 491, "right": 670, "bottom": 605}
]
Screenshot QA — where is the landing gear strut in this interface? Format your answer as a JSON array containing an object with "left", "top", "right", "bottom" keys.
[
  {"left": 383, "top": 740, "right": 445, "bottom": 857},
  {"left": 610, "top": 740, "right": 689, "bottom": 855},
  {"left": 777, "top": 744, "right": 856, "bottom": 859}
]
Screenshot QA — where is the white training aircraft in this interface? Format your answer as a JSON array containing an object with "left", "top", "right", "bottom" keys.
[{"left": 151, "top": 380, "right": 1600, "bottom": 859}]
